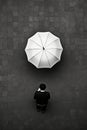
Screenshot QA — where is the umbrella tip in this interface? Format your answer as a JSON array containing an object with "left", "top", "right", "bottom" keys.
[{"left": 43, "top": 47, "right": 45, "bottom": 50}]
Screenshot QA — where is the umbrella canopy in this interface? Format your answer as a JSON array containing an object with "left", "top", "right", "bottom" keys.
[{"left": 25, "top": 32, "right": 63, "bottom": 68}]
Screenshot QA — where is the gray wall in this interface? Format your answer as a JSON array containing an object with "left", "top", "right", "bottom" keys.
[{"left": 0, "top": 0, "right": 87, "bottom": 130}]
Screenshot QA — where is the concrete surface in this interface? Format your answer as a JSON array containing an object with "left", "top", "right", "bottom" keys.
[{"left": 0, "top": 0, "right": 87, "bottom": 130}]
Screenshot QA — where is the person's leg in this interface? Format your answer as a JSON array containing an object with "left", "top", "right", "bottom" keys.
[
  {"left": 41, "top": 104, "right": 47, "bottom": 112},
  {"left": 36, "top": 103, "right": 47, "bottom": 112},
  {"left": 36, "top": 104, "right": 41, "bottom": 112}
]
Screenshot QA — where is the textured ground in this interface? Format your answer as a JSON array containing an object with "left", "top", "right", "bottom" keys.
[{"left": 0, "top": 0, "right": 87, "bottom": 130}]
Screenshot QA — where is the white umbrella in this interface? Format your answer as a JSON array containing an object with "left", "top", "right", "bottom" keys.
[{"left": 25, "top": 32, "right": 63, "bottom": 68}]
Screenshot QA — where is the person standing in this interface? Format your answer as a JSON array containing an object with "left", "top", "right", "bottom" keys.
[{"left": 34, "top": 83, "right": 50, "bottom": 112}]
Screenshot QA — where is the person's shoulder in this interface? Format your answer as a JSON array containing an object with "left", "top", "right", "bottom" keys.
[
  {"left": 35, "top": 90, "right": 39, "bottom": 94},
  {"left": 45, "top": 91, "right": 50, "bottom": 95}
]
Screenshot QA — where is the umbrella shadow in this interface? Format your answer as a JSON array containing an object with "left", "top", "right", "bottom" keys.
[{"left": 24, "top": 50, "right": 66, "bottom": 79}]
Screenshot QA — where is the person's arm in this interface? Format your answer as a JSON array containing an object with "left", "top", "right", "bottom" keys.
[{"left": 46, "top": 92, "right": 50, "bottom": 100}]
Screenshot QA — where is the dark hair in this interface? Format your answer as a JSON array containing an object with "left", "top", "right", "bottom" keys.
[{"left": 39, "top": 83, "right": 46, "bottom": 90}]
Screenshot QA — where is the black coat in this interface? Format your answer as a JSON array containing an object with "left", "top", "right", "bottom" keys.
[{"left": 34, "top": 91, "right": 50, "bottom": 105}]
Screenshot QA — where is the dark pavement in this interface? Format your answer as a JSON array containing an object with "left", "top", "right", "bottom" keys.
[{"left": 0, "top": 0, "right": 87, "bottom": 130}]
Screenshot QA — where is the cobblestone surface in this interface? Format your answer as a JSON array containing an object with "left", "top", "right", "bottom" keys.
[{"left": 0, "top": 0, "right": 87, "bottom": 130}]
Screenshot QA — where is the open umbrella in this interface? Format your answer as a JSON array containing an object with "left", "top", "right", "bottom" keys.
[{"left": 25, "top": 32, "right": 63, "bottom": 68}]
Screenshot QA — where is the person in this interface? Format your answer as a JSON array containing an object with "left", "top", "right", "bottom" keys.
[{"left": 34, "top": 83, "right": 50, "bottom": 112}]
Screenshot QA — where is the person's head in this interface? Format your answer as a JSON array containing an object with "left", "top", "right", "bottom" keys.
[{"left": 39, "top": 83, "right": 46, "bottom": 90}]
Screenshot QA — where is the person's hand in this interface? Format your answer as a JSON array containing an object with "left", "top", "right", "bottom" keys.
[{"left": 37, "top": 88, "right": 40, "bottom": 91}]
